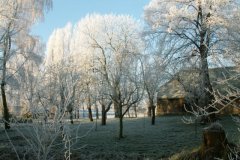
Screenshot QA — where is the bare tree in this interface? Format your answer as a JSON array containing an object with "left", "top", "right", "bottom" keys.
[
  {"left": 45, "top": 23, "right": 79, "bottom": 124},
  {"left": 0, "top": 0, "right": 52, "bottom": 129},
  {"left": 141, "top": 54, "right": 168, "bottom": 125},
  {"left": 95, "top": 76, "right": 112, "bottom": 125},
  {"left": 144, "top": 0, "right": 239, "bottom": 122},
  {"left": 71, "top": 14, "right": 144, "bottom": 138}
]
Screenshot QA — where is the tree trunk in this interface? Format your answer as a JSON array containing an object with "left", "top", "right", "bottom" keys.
[
  {"left": 1, "top": 83, "right": 10, "bottom": 129},
  {"left": 59, "top": 86, "right": 65, "bottom": 129},
  {"left": 69, "top": 110, "right": 73, "bottom": 124},
  {"left": 87, "top": 95, "right": 93, "bottom": 121},
  {"left": 44, "top": 109, "right": 48, "bottom": 124},
  {"left": 198, "top": 5, "right": 216, "bottom": 123},
  {"left": 151, "top": 105, "right": 156, "bottom": 125},
  {"left": 119, "top": 116, "right": 124, "bottom": 139},
  {"left": 74, "top": 109, "right": 77, "bottom": 119},
  {"left": 95, "top": 105, "right": 99, "bottom": 119},
  {"left": 147, "top": 106, "right": 151, "bottom": 117},
  {"left": 149, "top": 99, "right": 156, "bottom": 125},
  {"left": 28, "top": 80, "right": 34, "bottom": 116},
  {"left": 88, "top": 107, "right": 93, "bottom": 122},
  {"left": 59, "top": 86, "right": 65, "bottom": 115},
  {"left": 114, "top": 101, "right": 120, "bottom": 118},
  {"left": 199, "top": 39, "right": 215, "bottom": 122},
  {"left": 134, "top": 105, "right": 137, "bottom": 118},
  {"left": 82, "top": 107, "right": 85, "bottom": 118},
  {"left": 118, "top": 104, "right": 124, "bottom": 139},
  {"left": 101, "top": 101, "right": 112, "bottom": 125},
  {"left": 101, "top": 104, "right": 106, "bottom": 125},
  {"left": 1, "top": 34, "right": 10, "bottom": 129}
]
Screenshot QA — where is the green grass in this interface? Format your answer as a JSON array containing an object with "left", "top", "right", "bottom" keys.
[
  {"left": 70, "top": 116, "right": 240, "bottom": 159},
  {"left": 0, "top": 116, "right": 239, "bottom": 159}
]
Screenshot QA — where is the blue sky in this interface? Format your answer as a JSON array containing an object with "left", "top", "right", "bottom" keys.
[{"left": 31, "top": 0, "right": 150, "bottom": 43}]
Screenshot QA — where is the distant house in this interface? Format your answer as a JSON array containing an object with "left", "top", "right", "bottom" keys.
[
  {"left": 156, "top": 67, "right": 240, "bottom": 115},
  {"left": 157, "top": 79, "right": 186, "bottom": 114}
]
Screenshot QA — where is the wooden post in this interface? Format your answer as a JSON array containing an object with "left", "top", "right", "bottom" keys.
[{"left": 199, "top": 122, "right": 228, "bottom": 159}]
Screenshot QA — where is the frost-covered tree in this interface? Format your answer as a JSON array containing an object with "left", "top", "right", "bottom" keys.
[
  {"left": 141, "top": 53, "right": 168, "bottom": 125},
  {"left": 45, "top": 23, "right": 79, "bottom": 124},
  {"left": 13, "top": 38, "right": 44, "bottom": 117},
  {"left": 96, "top": 74, "right": 112, "bottom": 125},
  {"left": 0, "top": 0, "right": 52, "bottom": 129},
  {"left": 46, "top": 23, "right": 72, "bottom": 66},
  {"left": 144, "top": 0, "right": 239, "bottom": 122},
  {"left": 72, "top": 14, "right": 144, "bottom": 138},
  {"left": 224, "top": 6, "right": 240, "bottom": 66},
  {"left": 71, "top": 30, "right": 97, "bottom": 122}
]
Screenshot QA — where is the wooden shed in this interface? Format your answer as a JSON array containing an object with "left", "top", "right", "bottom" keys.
[
  {"left": 157, "top": 79, "right": 186, "bottom": 115},
  {"left": 157, "top": 67, "right": 240, "bottom": 116}
]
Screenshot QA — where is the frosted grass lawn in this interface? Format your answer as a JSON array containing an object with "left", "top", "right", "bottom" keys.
[{"left": 0, "top": 116, "right": 239, "bottom": 159}]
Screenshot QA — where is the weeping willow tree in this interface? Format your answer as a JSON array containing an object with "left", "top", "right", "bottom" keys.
[{"left": 0, "top": 0, "right": 52, "bottom": 129}]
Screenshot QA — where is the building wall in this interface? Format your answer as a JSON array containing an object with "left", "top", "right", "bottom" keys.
[
  {"left": 157, "top": 97, "right": 240, "bottom": 116},
  {"left": 217, "top": 97, "right": 240, "bottom": 115},
  {"left": 157, "top": 98, "right": 185, "bottom": 115}
]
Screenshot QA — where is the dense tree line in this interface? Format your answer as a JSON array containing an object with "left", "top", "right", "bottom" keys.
[{"left": 0, "top": 0, "right": 240, "bottom": 140}]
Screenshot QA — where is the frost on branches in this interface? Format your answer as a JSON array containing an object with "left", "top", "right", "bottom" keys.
[
  {"left": 144, "top": 0, "right": 240, "bottom": 122},
  {"left": 144, "top": 0, "right": 235, "bottom": 32},
  {"left": 0, "top": 0, "right": 52, "bottom": 129},
  {"left": 45, "top": 14, "right": 144, "bottom": 138}
]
